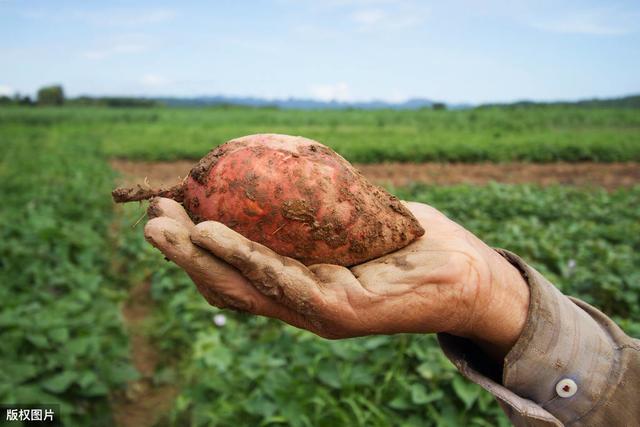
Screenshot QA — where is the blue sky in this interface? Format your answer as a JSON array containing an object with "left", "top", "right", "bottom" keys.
[{"left": 1, "top": 0, "right": 639, "bottom": 103}]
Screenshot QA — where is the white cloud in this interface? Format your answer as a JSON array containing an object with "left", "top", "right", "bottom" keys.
[
  {"left": 387, "top": 90, "right": 408, "bottom": 103},
  {"left": 21, "top": 7, "right": 176, "bottom": 27},
  {"left": 83, "top": 34, "right": 151, "bottom": 60},
  {"left": 298, "top": 0, "right": 398, "bottom": 7},
  {"left": 353, "top": 9, "right": 386, "bottom": 26},
  {"left": 84, "top": 43, "right": 147, "bottom": 60},
  {"left": 82, "top": 8, "right": 176, "bottom": 27},
  {"left": 309, "top": 82, "right": 352, "bottom": 101},
  {"left": 351, "top": 2, "right": 429, "bottom": 31},
  {"left": 140, "top": 74, "right": 170, "bottom": 87},
  {"left": 292, "top": 23, "right": 340, "bottom": 40},
  {"left": 286, "top": 0, "right": 429, "bottom": 32},
  {"left": 131, "top": 9, "right": 176, "bottom": 25},
  {"left": 531, "top": 7, "right": 637, "bottom": 36},
  {"left": 0, "top": 85, "right": 14, "bottom": 96}
]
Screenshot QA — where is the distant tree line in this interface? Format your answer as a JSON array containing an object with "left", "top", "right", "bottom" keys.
[
  {"left": 0, "top": 85, "right": 66, "bottom": 106},
  {"left": 479, "top": 95, "right": 640, "bottom": 110},
  {"left": 0, "top": 85, "right": 160, "bottom": 108},
  {"left": 70, "top": 96, "right": 160, "bottom": 107},
  {"left": 1, "top": 84, "right": 638, "bottom": 109},
  {"left": 0, "top": 93, "right": 34, "bottom": 106}
]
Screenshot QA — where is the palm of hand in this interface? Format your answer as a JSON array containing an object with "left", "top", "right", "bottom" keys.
[
  {"left": 328, "top": 201, "right": 496, "bottom": 338},
  {"left": 144, "top": 199, "right": 505, "bottom": 342}
]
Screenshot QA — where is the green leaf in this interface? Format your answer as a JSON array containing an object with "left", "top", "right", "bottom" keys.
[
  {"left": 27, "top": 334, "right": 49, "bottom": 348},
  {"left": 244, "top": 392, "right": 277, "bottom": 417},
  {"left": 416, "top": 362, "right": 434, "bottom": 380},
  {"left": 83, "top": 381, "right": 109, "bottom": 397},
  {"left": 49, "top": 327, "right": 69, "bottom": 343},
  {"left": 452, "top": 376, "right": 479, "bottom": 409},
  {"left": 107, "top": 364, "right": 140, "bottom": 384},
  {"left": 362, "top": 336, "right": 390, "bottom": 350},
  {"left": 42, "top": 371, "right": 77, "bottom": 393},
  {"left": 411, "top": 384, "right": 443, "bottom": 405},
  {"left": 389, "top": 396, "right": 410, "bottom": 410},
  {"left": 2, "top": 362, "right": 38, "bottom": 384},
  {"left": 317, "top": 363, "right": 341, "bottom": 389},
  {"left": 78, "top": 371, "right": 97, "bottom": 388}
]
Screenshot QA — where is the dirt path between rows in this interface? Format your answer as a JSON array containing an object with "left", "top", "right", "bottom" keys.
[
  {"left": 110, "top": 282, "right": 178, "bottom": 427},
  {"left": 111, "top": 160, "right": 640, "bottom": 190}
]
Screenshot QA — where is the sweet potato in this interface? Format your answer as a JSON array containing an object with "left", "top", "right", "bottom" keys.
[{"left": 113, "top": 134, "right": 425, "bottom": 266}]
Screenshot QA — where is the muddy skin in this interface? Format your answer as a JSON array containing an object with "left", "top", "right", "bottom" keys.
[
  {"left": 146, "top": 199, "right": 164, "bottom": 220},
  {"left": 189, "top": 144, "right": 228, "bottom": 185},
  {"left": 387, "top": 254, "right": 414, "bottom": 271},
  {"left": 281, "top": 199, "right": 317, "bottom": 223},
  {"left": 112, "top": 183, "right": 185, "bottom": 203}
]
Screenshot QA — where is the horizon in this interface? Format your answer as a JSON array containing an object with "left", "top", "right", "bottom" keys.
[
  {"left": 2, "top": 0, "right": 640, "bottom": 104},
  {"left": 41, "top": 91, "right": 640, "bottom": 107}
]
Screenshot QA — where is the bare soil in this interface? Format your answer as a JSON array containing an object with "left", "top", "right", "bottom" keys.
[
  {"left": 110, "top": 282, "right": 178, "bottom": 427},
  {"left": 111, "top": 160, "right": 640, "bottom": 191}
]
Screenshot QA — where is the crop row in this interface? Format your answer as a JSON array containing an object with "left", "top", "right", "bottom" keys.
[
  {"left": 0, "top": 129, "right": 134, "bottom": 425},
  {"left": 2, "top": 106, "right": 639, "bottom": 162}
]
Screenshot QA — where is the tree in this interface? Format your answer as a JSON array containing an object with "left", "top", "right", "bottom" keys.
[
  {"left": 37, "top": 85, "right": 65, "bottom": 106},
  {"left": 432, "top": 102, "right": 447, "bottom": 111},
  {"left": 13, "top": 93, "right": 33, "bottom": 106}
]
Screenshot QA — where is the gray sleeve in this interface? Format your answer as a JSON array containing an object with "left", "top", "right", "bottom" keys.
[{"left": 438, "top": 249, "right": 640, "bottom": 426}]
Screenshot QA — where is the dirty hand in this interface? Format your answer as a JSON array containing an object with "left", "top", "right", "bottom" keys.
[{"left": 144, "top": 198, "right": 529, "bottom": 359}]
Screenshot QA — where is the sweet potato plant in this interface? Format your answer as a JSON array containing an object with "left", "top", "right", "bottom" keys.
[{"left": 0, "top": 131, "right": 135, "bottom": 425}]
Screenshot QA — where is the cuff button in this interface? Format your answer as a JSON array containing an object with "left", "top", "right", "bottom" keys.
[{"left": 556, "top": 378, "right": 577, "bottom": 398}]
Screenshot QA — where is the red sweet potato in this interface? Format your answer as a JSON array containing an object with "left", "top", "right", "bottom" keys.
[{"left": 112, "top": 134, "right": 425, "bottom": 266}]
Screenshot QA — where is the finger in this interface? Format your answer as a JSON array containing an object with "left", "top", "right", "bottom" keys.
[
  {"left": 144, "top": 217, "right": 259, "bottom": 310},
  {"left": 147, "top": 197, "right": 194, "bottom": 229},
  {"left": 191, "top": 221, "right": 325, "bottom": 317},
  {"left": 145, "top": 216, "right": 237, "bottom": 307},
  {"left": 403, "top": 200, "right": 446, "bottom": 221},
  {"left": 144, "top": 217, "right": 315, "bottom": 329}
]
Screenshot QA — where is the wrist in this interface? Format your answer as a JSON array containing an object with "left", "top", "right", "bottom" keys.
[{"left": 468, "top": 248, "right": 530, "bottom": 361}]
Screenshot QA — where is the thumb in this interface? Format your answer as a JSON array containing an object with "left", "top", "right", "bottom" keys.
[{"left": 190, "top": 221, "right": 325, "bottom": 317}]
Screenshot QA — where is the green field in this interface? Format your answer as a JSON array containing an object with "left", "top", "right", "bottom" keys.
[
  {"left": 1, "top": 105, "right": 640, "bottom": 162},
  {"left": 1, "top": 106, "right": 639, "bottom": 426}
]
